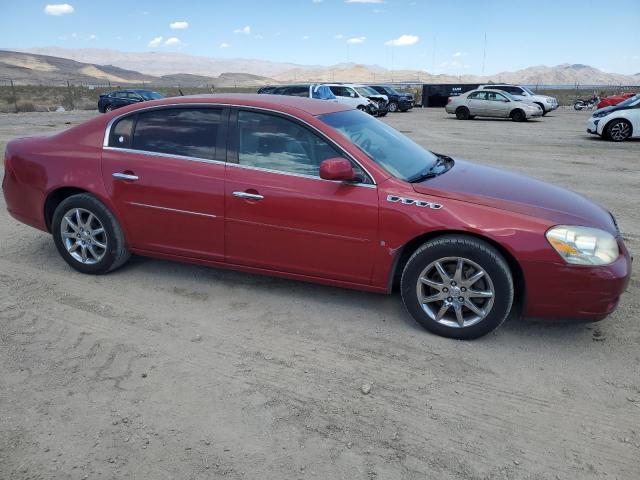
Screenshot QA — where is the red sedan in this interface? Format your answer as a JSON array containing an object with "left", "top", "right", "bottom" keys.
[
  {"left": 2, "top": 95, "right": 632, "bottom": 339},
  {"left": 597, "top": 92, "right": 636, "bottom": 109}
]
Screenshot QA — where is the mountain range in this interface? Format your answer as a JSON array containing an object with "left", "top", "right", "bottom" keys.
[{"left": 2, "top": 48, "right": 639, "bottom": 87}]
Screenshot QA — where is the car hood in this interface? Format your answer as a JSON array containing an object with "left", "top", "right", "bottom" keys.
[{"left": 411, "top": 159, "right": 616, "bottom": 233}]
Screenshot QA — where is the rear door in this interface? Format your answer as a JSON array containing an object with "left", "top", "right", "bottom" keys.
[
  {"left": 467, "top": 91, "right": 488, "bottom": 115},
  {"left": 224, "top": 108, "right": 378, "bottom": 284},
  {"left": 102, "top": 106, "right": 228, "bottom": 260}
]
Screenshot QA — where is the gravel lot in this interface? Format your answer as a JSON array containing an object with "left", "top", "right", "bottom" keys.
[{"left": 1, "top": 108, "right": 639, "bottom": 480}]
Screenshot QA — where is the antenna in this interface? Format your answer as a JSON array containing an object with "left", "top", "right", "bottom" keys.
[{"left": 432, "top": 35, "right": 436, "bottom": 73}]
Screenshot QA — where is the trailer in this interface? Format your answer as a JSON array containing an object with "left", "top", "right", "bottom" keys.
[{"left": 422, "top": 84, "right": 480, "bottom": 107}]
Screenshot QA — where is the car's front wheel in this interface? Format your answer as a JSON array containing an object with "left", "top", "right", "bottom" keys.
[
  {"left": 388, "top": 101, "right": 399, "bottom": 112},
  {"left": 401, "top": 236, "right": 514, "bottom": 339},
  {"left": 52, "top": 193, "right": 130, "bottom": 274},
  {"left": 605, "top": 119, "right": 632, "bottom": 142},
  {"left": 510, "top": 109, "right": 526, "bottom": 122}
]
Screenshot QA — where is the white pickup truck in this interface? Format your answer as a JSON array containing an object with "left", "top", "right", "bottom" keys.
[{"left": 479, "top": 84, "right": 558, "bottom": 115}]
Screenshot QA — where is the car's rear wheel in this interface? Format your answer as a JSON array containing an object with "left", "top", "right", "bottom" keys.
[
  {"left": 401, "top": 235, "right": 514, "bottom": 339},
  {"left": 535, "top": 102, "right": 547, "bottom": 115},
  {"left": 605, "top": 119, "right": 632, "bottom": 142},
  {"left": 388, "top": 101, "right": 399, "bottom": 112},
  {"left": 510, "top": 109, "right": 526, "bottom": 122},
  {"left": 105, "top": 104, "right": 113, "bottom": 113},
  {"left": 52, "top": 193, "right": 130, "bottom": 274},
  {"left": 455, "top": 107, "right": 470, "bottom": 120}
]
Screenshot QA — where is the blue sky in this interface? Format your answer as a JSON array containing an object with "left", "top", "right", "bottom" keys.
[{"left": 1, "top": 0, "right": 639, "bottom": 74}]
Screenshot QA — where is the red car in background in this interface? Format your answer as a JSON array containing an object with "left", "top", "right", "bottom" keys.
[
  {"left": 597, "top": 92, "right": 636, "bottom": 109},
  {"left": 2, "top": 95, "right": 632, "bottom": 339}
]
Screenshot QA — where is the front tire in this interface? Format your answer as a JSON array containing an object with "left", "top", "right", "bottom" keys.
[
  {"left": 605, "top": 119, "right": 632, "bottom": 142},
  {"left": 455, "top": 107, "right": 470, "bottom": 120},
  {"left": 510, "top": 109, "right": 526, "bottom": 122},
  {"left": 388, "top": 101, "right": 399, "bottom": 112},
  {"left": 400, "top": 236, "right": 514, "bottom": 339},
  {"left": 52, "top": 194, "right": 130, "bottom": 274}
]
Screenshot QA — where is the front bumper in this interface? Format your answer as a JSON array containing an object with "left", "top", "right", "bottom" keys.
[
  {"left": 586, "top": 117, "right": 601, "bottom": 135},
  {"left": 522, "top": 241, "right": 632, "bottom": 321},
  {"left": 398, "top": 98, "right": 414, "bottom": 110}
]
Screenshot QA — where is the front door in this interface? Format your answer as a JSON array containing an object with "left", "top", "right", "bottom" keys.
[
  {"left": 101, "top": 106, "right": 228, "bottom": 260},
  {"left": 224, "top": 108, "right": 379, "bottom": 284}
]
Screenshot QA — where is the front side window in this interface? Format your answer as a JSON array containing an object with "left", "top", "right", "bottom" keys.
[
  {"left": 319, "top": 109, "right": 438, "bottom": 181},
  {"left": 237, "top": 110, "right": 360, "bottom": 178},
  {"left": 468, "top": 91, "right": 487, "bottom": 100},
  {"left": 108, "top": 108, "right": 221, "bottom": 160},
  {"left": 486, "top": 91, "right": 507, "bottom": 102}
]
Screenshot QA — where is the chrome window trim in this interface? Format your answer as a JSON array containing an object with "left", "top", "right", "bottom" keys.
[
  {"left": 103, "top": 146, "right": 225, "bottom": 166},
  {"left": 102, "top": 102, "right": 377, "bottom": 187}
]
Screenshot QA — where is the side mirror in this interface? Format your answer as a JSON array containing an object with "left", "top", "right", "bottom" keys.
[{"left": 319, "top": 158, "right": 356, "bottom": 182}]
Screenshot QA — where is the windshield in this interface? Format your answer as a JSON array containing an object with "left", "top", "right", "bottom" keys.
[
  {"left": 355, "top": 86, "right": 378, "bottom": 97},
  {"left": 499, "top": 91, "right": 519, "bottom": 101},
  {"left": 521, "top": 86, "right": 535, "bottom": 95},
  {"left": 617, "top": 94, "right": 640, "bottom": 108},
  {"left": 140, "top": 91, "right": 164, "bottom": 100},
  {"left": 383, "top": 86, "right": 400, "bottom": 96},
  {"left": 319, "top": 110, "right": 438, "bottom": 181}
]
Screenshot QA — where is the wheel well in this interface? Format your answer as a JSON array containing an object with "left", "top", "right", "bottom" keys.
[
  {"left": 390, "top": 230, "right": 525, "bottom": 314},
  {"left": 510, "top": 108, "right": 524, "bottom": 117},
  {"left": 44, "top": 187, "right": 88, "bottom": 232},
  {"left": 456, "top": 106, "right": 468, "bottom": 112}
]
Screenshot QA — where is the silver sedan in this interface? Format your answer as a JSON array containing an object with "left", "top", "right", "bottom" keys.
[{"left": 445, "top": 89, "right": 543, "bottom": 121}]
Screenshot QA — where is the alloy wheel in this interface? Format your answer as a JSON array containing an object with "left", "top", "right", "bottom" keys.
[
  {"left": 609, "top": 121, "right": 631, "bottom": 141},
  {"left": 60, "top": 208, "right": 108, "bottom": 264},
  {"left": 416, "top": 256, "right": 495, "bottom": 328}
]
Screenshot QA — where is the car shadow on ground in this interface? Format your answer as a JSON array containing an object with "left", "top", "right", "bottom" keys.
[{"left": 117, "top": 253, "right": 598, "bottom": 344}]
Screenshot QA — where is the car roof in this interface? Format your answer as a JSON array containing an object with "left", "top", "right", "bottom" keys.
[{"left": 119, "top": 93, "right": 353, "bottom": 116}]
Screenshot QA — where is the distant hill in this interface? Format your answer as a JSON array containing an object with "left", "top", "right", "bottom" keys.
[{"left": 3, "top": 48, "right": 639, "bottom": 87}]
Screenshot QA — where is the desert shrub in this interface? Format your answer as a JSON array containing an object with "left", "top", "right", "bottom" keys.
[{"left": 17, "top": 102, "right": 36, "bottom": 112}]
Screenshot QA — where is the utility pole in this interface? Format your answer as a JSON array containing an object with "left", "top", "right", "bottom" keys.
[
  {"left": 67, "top": 80, "right": 75, "bottom": 110},
  {"left": 481, "top": 33, "right": 487, "bottom": 76}
]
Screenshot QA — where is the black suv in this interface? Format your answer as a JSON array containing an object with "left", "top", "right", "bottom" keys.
[
  {"left": 367, "top": 85, "right": 414, "bottom": 112},
  {"left": 98, "top": 90, "right": 164, "bottom": 113}
]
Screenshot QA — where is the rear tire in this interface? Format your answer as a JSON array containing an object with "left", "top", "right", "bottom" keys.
[
  {"left": 510, "top": 109, "right": 526, "bottom": 122},
  {"left": 574, "top": 101, "right": 585, "bottom": 111},
  {"left": 455, "top": 107, "right": 470, "bottom": 120},
  {"left": 105, "top": 104, "right": 113, "bottom": 113},
  {"left": 400, "top": 235, "right": 514, "bottom": 340},
  {"left": 604, "top": 119, "right": 632, "bottom": 142},
  {"left": 52, "top": 194, "right": 130, "bottom": 275}
]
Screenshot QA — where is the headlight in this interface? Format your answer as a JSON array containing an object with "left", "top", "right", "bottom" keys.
[
  {"left": 593, "top": 110, "right": 610, "bottom": 118},
  {"left": 545, "top": 98, "right": 553, "bottom": 103},
  {"left": 546, "top": 226, "right": 619, "bottom": 265}
]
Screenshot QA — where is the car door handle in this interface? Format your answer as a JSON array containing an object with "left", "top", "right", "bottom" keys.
[
  {"left": 232, "top": 191, "right": 264, "bottom": 201},
  {"left": 112, "top": 172, "right": 139, "bottom": 181}
]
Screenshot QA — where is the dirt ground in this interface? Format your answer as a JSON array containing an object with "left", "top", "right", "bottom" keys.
[{"left": 1, "top": 108, "right": 639, "bottom": 480}]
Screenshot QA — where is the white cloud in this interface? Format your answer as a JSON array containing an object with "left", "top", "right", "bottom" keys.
[
  {"left": 233, "top": 25, "right": 251, "bottom": 35},
  {"left": 347, "top": 36, "right": 366, "bottom": 44},
  {"left": 164, "top": 37, "right": 183, "bottom": 46},
  {"left": 70, "top": 32, "right": 77, "bottom": 38},
  {"left": 345, "top": 0, "right": 383, "bottom": 3},
  {"left": 312, "top": 0, "right": 323, "bottom": 3},
  {"left": 254, "top": 34, "right": 264, "bottom": 39},
  {"left": 385, "top": 34, "right": 419, "bottom": 47},
  {"left": 453, "top": 51, "right": 468, "bottom": 58},
  {"left": 334, "top": 34, "right": 344, "bottom": 39},
  {"left": 44, "top": 3, "right": 74, "bottom": 16},
  {"left": 170, "top": 21, "right": 189, "bottom": 30},
  {"left": 219, "top": 42, "right": 231, "bottom": 49},
  {"left": 302, "top": 35, "right": 310, "bottom": 40},
  {"left": 148, "top": 36, "right": 163, "bottom": 48},
  {"left": 88, "top": 34, "right": 96, "bottom": 40}
]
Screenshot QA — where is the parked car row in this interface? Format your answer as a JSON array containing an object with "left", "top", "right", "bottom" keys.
[
  {"left": 258, "top": 83, "right": 414, "bottom": 117},
  {"left": 98, "top": 90, "right": 164, "bottom": 113}
]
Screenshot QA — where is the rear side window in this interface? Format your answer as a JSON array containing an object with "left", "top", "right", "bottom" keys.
[
  {"left": 107, "top": 108, "right": 222, "bottom": 160},
  {"left": 109, "top": 116, "right": 134, "bottom": 148}
]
